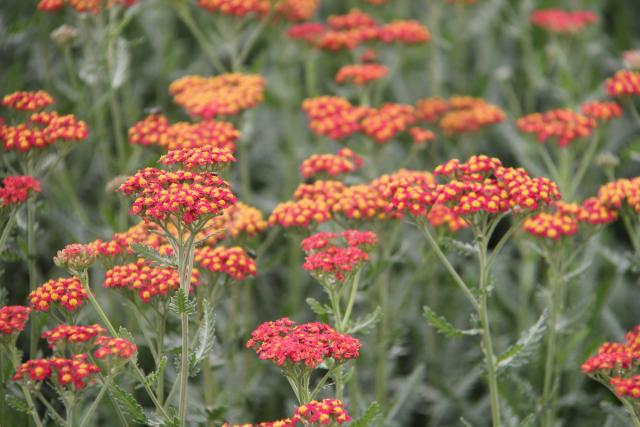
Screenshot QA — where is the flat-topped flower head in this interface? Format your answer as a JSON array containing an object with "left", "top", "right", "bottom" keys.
[
  {"left": 197, "top": 0, "right": 318, "bottom": 21},
  {"left": 13, "top": 354, "right": 101, "bottom": 391},
  {"left": 0, "top": 176, "right": 41, "bottom": 207},
  {"left": 302, "top": 96, "right": 367, "bottom": 140},
  {"left": 409, "top": 127, "right": 436, "bottom": 145},
  {"left": 302, "top": 230, "right": 377, "bottom": 282},
  {"left": 605, "top": 70, "right": 640, "bottom": 98},
  {"left": 104, "top": 259, "right": 200, "bottom": 303},
  {"left": 415, "top": 97, "right": 449, "bottom": 122},
  {"left": 332, "top": 184, "right": 389, "bottom": 221},
  {"left": 530, "top": 9, "right": 597, "bottom": 33},
  {"left": 54, "top": 243, "right": 96, "bottom": 273},
  {"left": 581, "top": 101, "right": 622, "bottom": 122},
  {"left": 328, "top": 9, "right": 377, "bottom": 30},
  {"left": 223, "top": 202, "right": 268, "bottom": 239},
  {"left": 335, "top": 63, "right": 388, "bottom": 85},
  {"left": 268, "top": 199, "right": 333, "bottom": 228},
  {"left": 2, "top": 90, "right": 53, "bottom": 111},
  {"left": 29, "top": 277, "right": 88, "bottom": 312},
  {"left": 581, "top": 324, "right": 640, "bottom": 376},
  {"left": 2, "top": 110, "right": 88, "bottom": 152},
  {"left": 93, "top": 336, "right": 137, "bottom": 362},
  {"left": 0, "top": 306, "right": 31, "bottom": 337},
  {"left": 610, "top": 377, "right": 640, "bottom": 399},
  {"left": 295, "top": 399, "right": 351, "bottom": 425},
  {"left": 299, "top": 148, "right": 364, "bottom": 179},
  {"left": 38, "top": 0, "right": 136, "bottom": 13},
  {"left": 294, "top": 180, "right": 347, "bottom": 204},
  {"left": 118, "top": 168, "right": 236, "bottom": 225},
  {"left": 159, "top": 146, "right": 236, "bottom": 172},
  {"left": 438, "top": 98, "right": 505, "bottom": 135},
  {"left": 598, "top": 177, "right": 640, "bottom": 213},
  {"left": 42, "top": 324, "right": 105, "bottom": 351},
  {"left": 170, "top": 74, "right": 266, "bottom": 119},
  {"left": 90, "top": 221, "right": 167, "bottom": 262},
  {"left": 360, "top": 103, "right": 417, "bottom": 143},
  {"left": 516, "top": 109, "right": 596, "bottom": 147},
  {"left": 377, "top": 20, "right": 431, "bottom": 44},
  {"left": 195, "top": 246, "right": 257, "bottom": 281},
  {"left": 523, "top": 212, "right": 578, "bottom": 240},
  {"left": 128, "top": 114, "right": 171, "bottom": 147},
  {"left": 247, "top": 318, "right": 361, "bottom": 368}
]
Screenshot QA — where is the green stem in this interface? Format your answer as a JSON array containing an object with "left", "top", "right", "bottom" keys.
[
  {"left": 8, "top": 348, "right": 44, "bottom": 427},
  {"left": 477, "top": 235, "right": 501, "bottom": 427},
  {"left": 0, "top": 208, "right": 18, "bottom": 255},
  {"left": 542, "top": 260, "right": 562, "bottom": 427},
  {"left": 566, "top": 133, "right": 600, "bottom": 201},
  {"left": 622, "top": 398, "right": 640, "bottom": 427},
  {"left": 621, "top": 211, "right": 640, "bottom": 254},
  {"left": 341, "top": 269, "right": 361, "bottom": 332},
  {"left": 26, "top": 157, "right": 38, "bottom": 359},
  {"left": 34, "top": 391, "right": 65, "bottom": 426},
  {"left": 174, "top": 4, "right": 226, "bottom": 72},
  {"left": 156, "top": 308, "right": 167, "bottom": 405},
  {"left": 79, "top": 374, "right": 113, "bottom": 427},
  {"left": 238, "top": 132, "right": 252, "bottom": 201}
]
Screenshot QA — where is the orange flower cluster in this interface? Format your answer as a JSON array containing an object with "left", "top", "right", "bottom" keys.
[
  {"left": 2, "top": 91, "right": 53, "bottom": 111},
  {"left": 223, "top": 399, "right": 351, "bottom": 427},
  {"left": 335, "top": 63, "right": 388, "bottom": 85},
  {"left": 93, "top": 336, "right": 137, "bottom": 361},
  {"left": 409, "top": 127, "right": 436, "bottom": 145},
  {"left": 293, "top": 180, "right": 347, "bottom": 204},
  {"left": 42, "top": 324, "right": 105, "bottom": 349},
  {"left": 268, "top": 198, "right": 333, "bottom": 228},
  {"left": 13, "top": 354, "right": 100, "bottom": 390},
  {"left": 0, "top": 175, "right": 41, "bottom": 207},
  {"left": 360, "top": 103, "right": 417, "bottom": 143},
  {"left": 129, "top": 115, "right": 239, "bottom": 152},
  {"left": 516, "top": 109, "right": 596, "bottom": 147},
  {"left": 288, "top": 9, "right": 430, "bottom": 51},
  {"left": 104, "top": 259, "right": 200, "bottom": 303},
  {"left": 37, "top": 0, "right": 135, "bottom": 13},
  {"left": 220, "top": 202, "right": 269, "bottom": 240},
  {"left": 118, "top": 168, "right": 236, "bottom": 224},
  {"left": 159, "top": 146, "right": 236, "bottom": 171},
  {"left": 597, "top": 177, "right": 640, "bottom": 213},
  {"left": 426, "top": 204, "right": 467, "bottom": 232},
  {"left": 170, "top": 74, "right": 266, "bottom": 119},
  {"left": 197, "top": 0, "right": 318, "bottom": 21},
  {"left": 0, "top": 306, "right": 31, "bottom": 336},
  {"left": 331, "top": 184, "right": 388, "bottom": 220},
  {"left": 195, "top": 246, "right": 257, "bottom": 281},
  {"left": 2, "top": 111, "right": 88, "bottom": 152},
  {"left": 29, "top": 277, "right": 88, "bottom": 312},
  {"left": 302, "top": 96, "right": 368, "bottom": 140},
  {"left": 530, "top": 9, "right": 597, "bottom": 33},
  {"left": 582, "top": 325, "right": 640, "bottom": 375},
  {"left": 90, "top": 222, "right": 166, "bottom": 260},
  {"left": 414, "top": 96, "right": 505, "bottom": 136},
  {"left": 300, "top": 148, "right": 364, "bottom": 179},
  {"left": 581, "top": 101, "right": 622, "bottom": 122},
  {"left": 247, "top": 318, "right": 361, "bottom": 368},
  {"left": 605, "top": 70, "right": 640, "bottom": 97}
]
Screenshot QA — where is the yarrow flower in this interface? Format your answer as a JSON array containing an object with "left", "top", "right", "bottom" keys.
[
  {"left": 0, "top": 306, "right": 31, "bottom": 337},
  {"left": 197, "top": 0, "right": 319, "bottom": 21},
  {"left": 2, "top": 91, "right": 53, "bottom": 111},
  {"left": 530, "top": 9, "right": 597, "bottom": 33},
  {"left": 597, "top": 177, "right": 640, "bottom": 213},
  {"left": 90, "top": 222, "right": 167, "bottom": 261},
  {"left": 605, "top": 70, "right": 640, "bottom": 98},
  {"left": 118, "top": 168, "right": 237, "bottom": 225},
  {"left": 29, "top": 277, "right": 88, "bottom": 312},
  {"left": 37, "top": 0, "right": 136, "bottom": 13},
  {"left": 169, "top": 74, "right": 266, "bottom": 119},
  {"left": 247, "top": 318, "right": 361, "bottom": 368},
  {"left": 104, "top": 259, "right": 200, "bottom": 303},
  {"left": 269, "top": 198, "right": 333, "bottom": 228},
  {"left": 335, "top": 63, "right": 388, "bottom": 85},
  {"left": 159, "top": 146, "right": 236, "bottom": 172},
  {"left": 415, "top": 96, "right": 505, "bottom": 135},
  {"left": 301, "top": 230, "right": 377, "bottom": 282},
  {"left": 13, "top": 354, "right": 101, "bottom": 390},
  {"left": 223, "top": 399, "right": 351, "bottom": 427},
  {"left": 580, "top": 101, "right": 623, "bottom": 122},
  {"left": 360, "top": 103, "right": 417, "bottom": 143},
  {"left": 42, "top": 324, "right": 105, "bottom": 349},
  {"left": 93, "top": 336, "right": 137, "bottom": 361},
  {"left": 299, "top": 148, "right": 364, "bottom": 179},
  {"left": 516, "top": 109, "right": 597, "bottom": 147},
  {"left": 409, "top": 127, "right": 436, "bottom": 145},
  {"left": 195, "top": 246, "right": 257, "bottom": 281},
  {"left": 1, "top": 110, "right": 88, "bottom": 152},
  {"left": 54, "top": 243, "right": 96, "bottom": 272},
  {"left": 302, "top": 96, "right": 368, "bottom": 140},
  {"left": 0, "top": 176, "right": 41, "bottom": 207},
  {"left": 582, "top": 325, "right": 640, "bottom": 375}
]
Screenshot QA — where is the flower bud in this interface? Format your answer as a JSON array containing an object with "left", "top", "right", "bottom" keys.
[
  {"left": 54, "top": 244, "right": 96, "bottom": 273},
  {"left": 51, "top": 25, "right": 78, "bottom": 47}
]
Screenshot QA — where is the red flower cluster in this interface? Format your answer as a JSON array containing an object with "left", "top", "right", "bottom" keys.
[
  {"left": 37, "top": 0, "right": 135, "bottom": 13},
  {"left": 335, "top": 63, "right": 388, "bottom": 85},
  {"left": 2, "top": 91, "right": 53, "bottom": 111},
  {"left": 29, "top": 277, "right": 88, "bottom": 312},
  {"left": 223, "top": 399, "right": 351, "bottom": 427},
  {"left": 530, "top": 9, "right": 597, "bottom": 33},
  {"left": 2, "top": 111, "right": 88, "bottom": 152},
  {"left": 598, "top": 178, "right": 640, "bottom": 213},
  {"left": 169, "top": 74, "right": 266, "bottom": 119},
  {"left": 300, "top": 148, "right": 364, "bottom": 179},
  {"left": 581, "top": 101, "right": 622, "bottom": 122},
  {"left": 247, "top": 318, "right": 361, "bottom": 368},
  {"left": 90, "top": 222, "right": 166, "bottom": 260},
  {"left": 197, "top": 0, "right": 318, "bottom": 21},
  {"left": 159, "top": 146, "right": 236, "bottom": 171},
  {"left": 0, "top": 175, "right": 41, "bottom": 207},
  {"left": 605, "top": 70, "right": 640, "bottom": 98},
  {"left": 332, "top": 184, "right": 389, "bottom": 221},
  {"left": 409, "top": 127, "right": 436, "bottom": 145},
  {"left": 195, "top": 246, "right": 257, "bottom": 281},
  {"left": 118, "top": 168, "right": 236, "bottom": 225},
  {"left": 360, "top": 103, "right": 417, "bottom": 143},
  {"left": 610, "top": 377, "right": 640, "bottom": 399},
  {"left": 415, "top": 96, "right": 505, "bottom": 135},
  {"left": 302, "top": 96, "right": 369, "bottom": 140},
  {"left": 0, "top": 306, "right": 31, "bottom": 336},
  {"left": 268, "top": 198, "right": 333, "bottom": 228},
  {"left": 13, "top": 354, "right": 101, "bottom": 390},
  {"left": 42, "top": 324, "right": 105, "bottom": 349},
  {"left": 301, "top": 230, "right": 377, "bottom": 282},
  {"left": 129, "top": 115, "right": 239, "bottom": 152},
  {"left": 104, "top": 259, "right": 200, "bottom": 303},
  {"left": 516, "top": 109, "right": 597, "bottom": 147},
  {"left": 93, "top": 336, "right": 137, "bottom": 361},
  {"left": 288, "top": 9, "right": 430, "bottom": 51},
  {"left": 582, "top": 325, "right": 640, "bottom": 374}
]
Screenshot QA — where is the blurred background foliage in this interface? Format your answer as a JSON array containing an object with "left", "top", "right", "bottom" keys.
[{"left": 2, "top": 0, "right": 640, "bottom": 426}]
